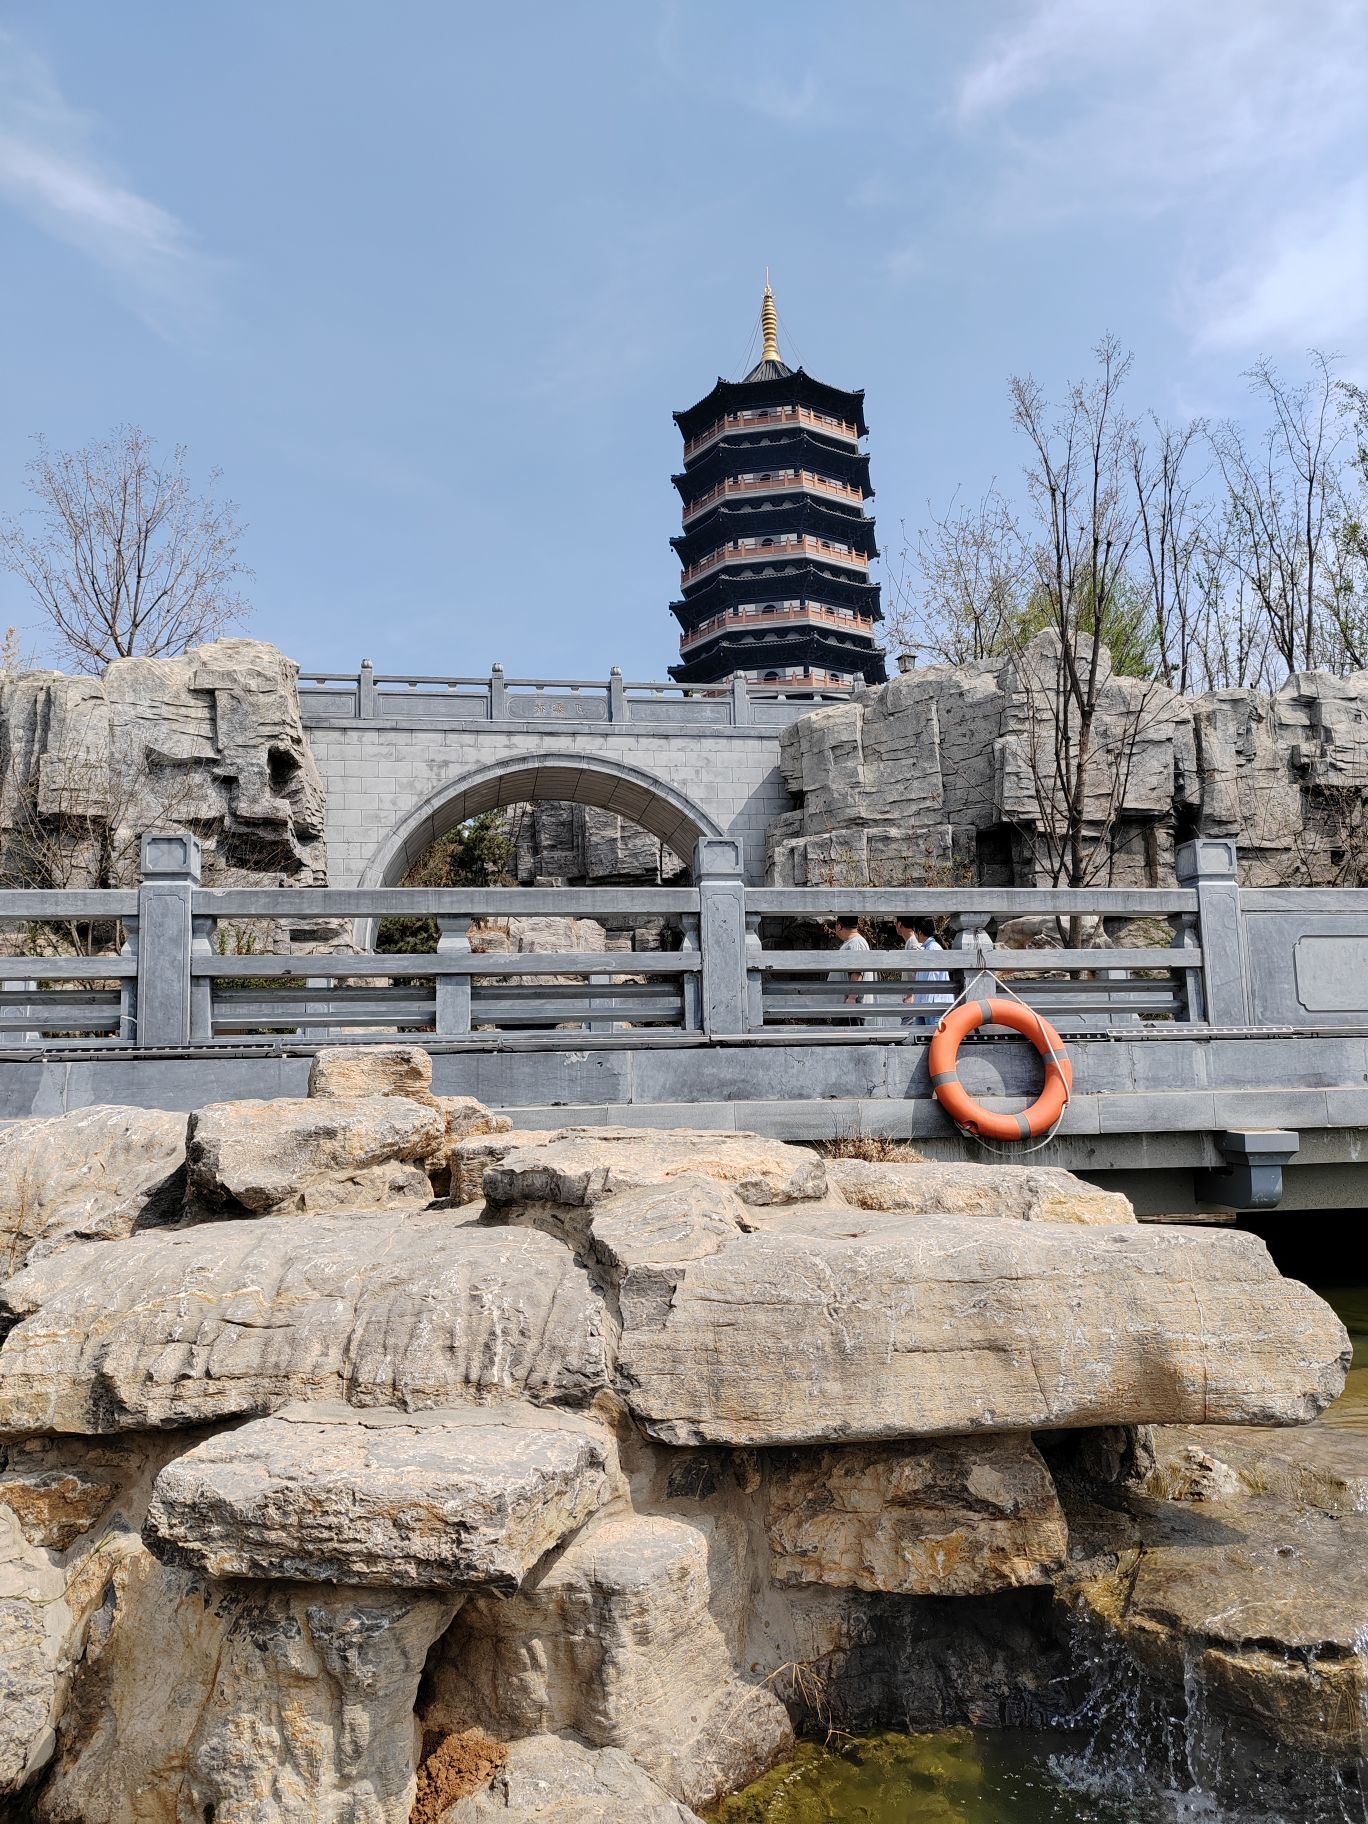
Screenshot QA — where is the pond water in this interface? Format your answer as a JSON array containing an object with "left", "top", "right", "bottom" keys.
[
  {"left": 706, "top": 1730, "right": 1143, "bottom": 1823},
  {"left": 1317, "top": 1284, "right": 1368, "bottom": 1431},
  {"left": 704, "top": 1725, "right": 1346, "bottom": 1823},
  {"left": 711, "top": 1280, "right": 1367, "bottom": 1824}
]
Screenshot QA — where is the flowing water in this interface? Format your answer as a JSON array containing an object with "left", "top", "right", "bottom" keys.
[{"left": 712, "top": 1278, "right": 1368, "bottom": 1824}]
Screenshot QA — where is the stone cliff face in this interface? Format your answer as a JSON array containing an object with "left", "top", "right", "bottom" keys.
[
  {"left": 0, "top": 639, "right": 327, "bottom": 888},
  {"left": 0, "top": 1048, "right": 1359, "bottom": 1821},
  {"left": 768, "top": 636, "right": 1368, "bottom": 888}
]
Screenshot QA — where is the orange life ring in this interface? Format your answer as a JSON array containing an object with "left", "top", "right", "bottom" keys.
[{"left": 928, "top": 998, "right": 1072, "bottom": 1141}]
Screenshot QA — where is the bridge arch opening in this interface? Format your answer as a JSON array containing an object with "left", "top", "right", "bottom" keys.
[{"left": 359, "top": 751, "right": 724, "bottom": 889}]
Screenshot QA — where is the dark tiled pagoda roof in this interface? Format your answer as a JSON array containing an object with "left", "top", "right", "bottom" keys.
[
  {"left": 672, "top": 496, "right": 878, "bottom": 570},
  {"left": 671, "top": 625, "right": 887, "bottom": 685},
  {"left": 672, "top": 432, "right": 873, "bottom": 502},
  {"left": 669, "top": 560, "right": 883, "bottom": 628},
  {"left": 673, "top": 369, "right": 868, "bottom": 443}
]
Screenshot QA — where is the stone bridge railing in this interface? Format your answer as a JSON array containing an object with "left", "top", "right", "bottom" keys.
[
  {"left": 1, "top": 835, "right": 1363, "bottom": 1053},
  {"left": 295, "top": 664, "right": 858, "bottom": 728}
]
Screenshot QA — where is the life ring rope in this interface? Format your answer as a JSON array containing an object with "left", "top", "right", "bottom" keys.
[{"left": 927, "top": 985, "right": 1073, "bottom": 1145}]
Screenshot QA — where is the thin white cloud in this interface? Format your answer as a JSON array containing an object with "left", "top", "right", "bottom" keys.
[
  {"left": 740, "top": 71, "right": 823, "bottom": 127},
  {"left": 952, "top": 0, "right": 1368, "bottom": 357},
  {"left": 1183, "top": 178, "right": 1368, "bottom": 358},
  {"left": 0, "top": 29, "right": 213, "bottom": 336}
]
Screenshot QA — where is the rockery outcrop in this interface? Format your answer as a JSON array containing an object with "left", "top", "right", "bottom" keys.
[{"left": 0, "top": 1046, "right": 1359, "bottom": 1821}]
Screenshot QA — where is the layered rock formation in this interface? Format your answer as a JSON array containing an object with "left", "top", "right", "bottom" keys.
[
  {"left": 0, "top": 639, "right": 327, "bottom": 888},
  {"left": 769, "top": 636, "right": 1368, "bottom": 887},
  {"left": 0, "top": 1049, "right": 1358, "bottom": 1821}
]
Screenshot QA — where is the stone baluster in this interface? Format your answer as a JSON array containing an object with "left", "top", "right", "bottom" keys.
[
  {"left": 679, "top": 914, "right": 701, "bottom": 1032},
  {"left": 1169, "top": 906, "right": 1206, "bottom": 1023},
  {"left": 435, "top": 916, "right": 472, "bottom": 1036}
]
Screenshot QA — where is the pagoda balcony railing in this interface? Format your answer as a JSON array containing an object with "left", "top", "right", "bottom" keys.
[
  {"left": 683, "top": 406, "right": 860, "bottom": 460},
  {"left": 679, "top": 602, "right": 880, "bottom": 650},
  {"left": 681, "top": 535, "right": 872, "bottom": 588},
  {"left": 681, "top": 471, "right": 865, "bottom": 522}
]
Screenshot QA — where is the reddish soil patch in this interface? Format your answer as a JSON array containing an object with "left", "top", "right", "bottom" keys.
[{"left": 411, "top": 1728, "right": 506, "bottom": 1823}]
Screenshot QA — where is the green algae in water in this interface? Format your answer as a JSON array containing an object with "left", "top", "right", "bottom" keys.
[{"left": 706, "top": 1730, "right": 1142, "bottom": 1823}]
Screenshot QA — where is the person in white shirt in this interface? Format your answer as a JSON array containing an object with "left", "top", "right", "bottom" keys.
[
  {"left": 896, "top": 915, "right": 952, "bottom": 1026},
  {"left": 828, "top": 914, "right": 874, "bottom": 1023}
]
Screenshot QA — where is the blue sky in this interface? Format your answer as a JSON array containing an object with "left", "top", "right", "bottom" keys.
[{"left": 1, "top": 1, "right": 1364, "bottom": 680}]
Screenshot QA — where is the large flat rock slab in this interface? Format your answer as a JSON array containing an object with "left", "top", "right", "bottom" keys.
[
  {"left": 144, "top": 1404, "right": 616, "bottom": 1590},
  {"left": 599, "top": 1199, "right": 1348, "bottom": 1445},
  {"left": 0, "top": 1212, "right": 611, "bottom": 1436},
  {"left": 483, "top": 1128, "right": 828, "bottom": 1220},
  {"left": 824, "top": 1157, "right": 1134, "bottom": 1224},
  {"left": 0, "top": 1105, "right": 187, "bottom": 1276},
  {"left": 186, "top": 1094, "right": 446, "bottom": 1216}
]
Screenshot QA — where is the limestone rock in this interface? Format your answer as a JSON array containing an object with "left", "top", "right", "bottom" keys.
[
  {"left": 769, "top": 636, "right": 1368, "bottom": 889},
  {"left": 145, "top": 1403, "right": 616, "bottom": 1589},
  {"left": 0, "top": 1463, "right": 119, "bottom": 1551},
  {"left": 37, "top": 1538, "right": 457, "bottom": 1824},
  {"left": 483, "top": 1129, "right": 827, "bottom": 1241},
  {"left": 764, "top": 1435, "right": 1068, "bottom": 1595},
  {"left": 1060, "top": 1464, "right": 1368, "bottom": 1763},
  {"left": 181, "top": 1582, "right": 460, "bottom": 1824},
  {"left": 824, "top": 1157, "right": 1134, "bottom": 1224},
  {"left": 185, "top": 1094, "right": 446, "bottom": 1216},
  {"left": 439, "top": 1096, "right": 513, "bottom": 1145},
  {"left": 0, "top": 1504, "right": 70, "bottom": 1797},
  {"left": 448, "top": 1130, "right": 564, "bottom": 1205},
  {"left": 308, "top": 1043, "right": 437, "bottom": 1103},
  {"left": 443, "top": 1734, "right": 703, "bottom": 1824},
  {"left": 0, "top": 638, "right": 327, "bottom": 890},
  {"left": 0, "top": 1105, "right": 187, "bottom": 1276},
  {"left": 428, "top": 1509, "right": 792, "bottom": 1810},
  {"left": 0, "top": 1433, "right": 196, "bottom": 1801},
  {"left": 600, "top": 1201, "right": 1349, "bottom": 1445},
  {"left": 0, "top": 1213, "right": 611, "bottom": 1436}
]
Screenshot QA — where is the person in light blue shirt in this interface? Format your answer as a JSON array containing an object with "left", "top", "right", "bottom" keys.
[{"left": 896, "top": 915, "right": 952, "bottom": 1026}]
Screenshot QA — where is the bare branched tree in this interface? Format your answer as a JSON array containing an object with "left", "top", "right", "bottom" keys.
[
  {"left": 887, "top": 490, "right": 1031, "bottom": 666},
  {"left": 1211, "top": 353, "right": 1346, "bottom": 677},
  {"left": 0, "top": 427, "right": 251, "bottom": 672},
  {"left": 1008, "top": 336, "right": 1161, "bottom": 894}
]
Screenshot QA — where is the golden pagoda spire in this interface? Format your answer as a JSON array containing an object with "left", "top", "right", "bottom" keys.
[{"left": 760, "top": 280, "right": 781, "bottom": 365}]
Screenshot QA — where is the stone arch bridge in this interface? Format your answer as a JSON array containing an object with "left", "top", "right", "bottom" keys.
[{"left": 298, "top": 665, "right": 847, "bottom": 886}]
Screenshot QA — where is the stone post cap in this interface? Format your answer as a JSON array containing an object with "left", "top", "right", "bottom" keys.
[
  {"left": 1175, "top": 838, "right": 1238, "bottom": 883},
  {"left": 140, "top": 831, "right": 202, "bottom": 882},
  {"left": 694, "top": 836, "right": 744, "bottom": 879}
]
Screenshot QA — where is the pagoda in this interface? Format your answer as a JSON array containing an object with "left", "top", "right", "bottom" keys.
[{"left": 668, "top": 284, "right": 887, "bottom": 688}]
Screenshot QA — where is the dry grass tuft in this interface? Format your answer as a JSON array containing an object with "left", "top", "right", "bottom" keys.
[{"left": 814, "top": 1132, "right": 926, "bottom": 1163}]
